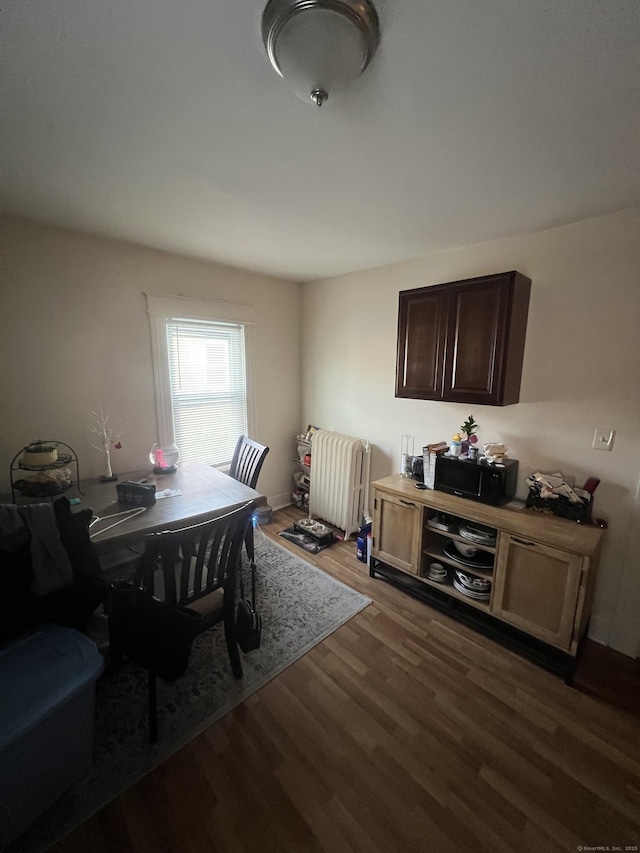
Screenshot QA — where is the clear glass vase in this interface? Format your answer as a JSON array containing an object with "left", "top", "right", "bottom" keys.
[{"left": 149, "top": 442, "right": 180, "bottom": 473}]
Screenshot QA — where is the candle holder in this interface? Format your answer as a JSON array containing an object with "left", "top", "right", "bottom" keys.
[{"left": 400, "top": 434, "right": 414, "bottom": 477}]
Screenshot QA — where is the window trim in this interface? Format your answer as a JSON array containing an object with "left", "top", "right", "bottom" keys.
[{"left": 146, "top": 293, "right": 257, "bottom": 456}]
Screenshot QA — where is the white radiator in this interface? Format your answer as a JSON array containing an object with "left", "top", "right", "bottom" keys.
[{"left": 309, "top": 430, "right": 371, "bottom": 540}]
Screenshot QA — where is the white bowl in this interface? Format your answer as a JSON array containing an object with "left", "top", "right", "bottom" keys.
[{"left": 453, "top": 539, "right": 478, "bottom": 558}]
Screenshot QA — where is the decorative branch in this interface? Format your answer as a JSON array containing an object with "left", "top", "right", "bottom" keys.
[{"left": 89, "top": 409, "right": 124, "bottom": 481}]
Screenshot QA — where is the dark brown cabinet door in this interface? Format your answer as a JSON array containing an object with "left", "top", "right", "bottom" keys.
[
  {"left": 395, "top": 288, "right": 447, "bottom": 399},
  {"left": 395, "top": 271, "right": 531, "bottom": 406},
  {"left": 444, "top": 276, "right": 510, "bottom": 405}
]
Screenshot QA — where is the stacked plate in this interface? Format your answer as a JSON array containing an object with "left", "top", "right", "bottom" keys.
[
  {"left": 458, "top": 521, "right": 496, "bottom": 547},
  {"left": 453, "top": 569, "right": 492, "bottom": 601},
  {"left": 443, "top": 541, "right": 494, "bottom": 570}
]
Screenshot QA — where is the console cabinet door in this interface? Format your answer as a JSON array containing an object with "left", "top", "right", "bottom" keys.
[
  {"left": 372, "top": 490, "right": 423, "bottom": 575},
  {"left": 492, "top": 534, "right": 583, "bottom": 649}
]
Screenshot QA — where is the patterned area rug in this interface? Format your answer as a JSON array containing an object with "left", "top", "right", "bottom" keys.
[{"left": 7, "top": 537, "right": 371, "bottom": 853}]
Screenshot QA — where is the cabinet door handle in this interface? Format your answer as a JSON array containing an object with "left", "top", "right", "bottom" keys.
[
  {"left": 399, "top": 499, "right": 416, "bottom": 507},
  {"left": 512, "top": 536, "right": 536, "bottom": 547}
]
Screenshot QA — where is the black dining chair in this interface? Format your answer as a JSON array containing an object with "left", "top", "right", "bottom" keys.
[
  {"left": 109, "top": 501, "right": 254, "bottom": 743},
  {"left": 229, "top": 436, "right": 269, "bottom": 567},
  {"left": 229, "top": 435, "right": 270, "bottom": 491}
]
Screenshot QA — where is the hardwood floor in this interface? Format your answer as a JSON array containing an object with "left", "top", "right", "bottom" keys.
[
  {"left": 573, "top": 637, "right": 640, "bottom": 718},
  {"left": 54, "top": 506, "right": 640, "bottom": 852}
]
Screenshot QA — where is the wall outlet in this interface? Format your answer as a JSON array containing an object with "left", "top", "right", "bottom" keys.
[{"left": 592, "top": 428, "right": 615, "bottom": 451}]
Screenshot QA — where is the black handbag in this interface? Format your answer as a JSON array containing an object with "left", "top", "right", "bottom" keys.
[{"left": 236, "top": 559, "right": 262, "bottom": 653}]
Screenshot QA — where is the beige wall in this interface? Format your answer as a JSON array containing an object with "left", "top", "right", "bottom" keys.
[
  {"left": 0, "top": 216, "right": 301, "bottom": 509},
  {"left": 301, "top": 207, "right": 640, "bottom": 657},
  {"left": 2, "top": 210, "right": 638, "bottom": 656}
]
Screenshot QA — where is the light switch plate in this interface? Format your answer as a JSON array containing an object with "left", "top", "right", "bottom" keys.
[{"left": 592, "top": 428, "right": 615, "bottom": 451}]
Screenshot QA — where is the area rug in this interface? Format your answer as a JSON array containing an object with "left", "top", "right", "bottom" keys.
[{"left": 7, "top": 537, "right": 371, "bottom": 853}]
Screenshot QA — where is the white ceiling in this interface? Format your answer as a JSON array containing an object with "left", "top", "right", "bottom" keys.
[{"left": 3, "top": 1, "right": 639, "bottom": 281}]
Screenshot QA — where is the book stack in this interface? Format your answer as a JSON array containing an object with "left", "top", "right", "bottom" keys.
[{"left": 422, "top": 442, "right": 448, "bottom": 489}]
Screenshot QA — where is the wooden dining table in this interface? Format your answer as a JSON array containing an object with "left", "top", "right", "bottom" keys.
[{"left": 77, "top": 461, "right": 266, "bottom": 555}]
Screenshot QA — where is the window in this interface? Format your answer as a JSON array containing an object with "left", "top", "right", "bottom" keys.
[
  {"left": 167, "top": 319, "right": 247, "bottom": 465},
  {"left": 147, "top": 293, "right": 256, "bottom": 467}
]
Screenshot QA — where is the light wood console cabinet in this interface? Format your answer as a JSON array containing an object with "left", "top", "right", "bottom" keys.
[{"left": 371, "top": 475, "right": 603, "bottom": 679}]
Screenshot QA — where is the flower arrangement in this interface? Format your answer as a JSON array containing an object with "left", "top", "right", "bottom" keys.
[
  {"left": 450, "top": 415, "right": 480, "bottom": 457},
  {"left": 458, "top": 414, "right": 480, "bottom": 444}
]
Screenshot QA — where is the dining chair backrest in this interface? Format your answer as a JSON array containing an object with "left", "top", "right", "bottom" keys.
[
  {"left": 137, "top": 501, "right": 254, "bottom": 608},
  {"left": 229, "top": 435, "right": 270, "bottom": 490}
]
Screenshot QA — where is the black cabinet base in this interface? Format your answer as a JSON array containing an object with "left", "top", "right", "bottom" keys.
[{"left": 370, "top": 558, "right": 578, "bottom": 683}]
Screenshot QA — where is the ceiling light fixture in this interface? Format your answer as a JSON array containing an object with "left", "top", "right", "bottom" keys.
[{"left": 262, "top": 0, "right": 379, "bottom": 107}]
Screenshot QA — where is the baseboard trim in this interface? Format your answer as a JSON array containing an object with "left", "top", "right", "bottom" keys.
[{"left": 269, "top": 492, "right": 292, "bottom": 511}]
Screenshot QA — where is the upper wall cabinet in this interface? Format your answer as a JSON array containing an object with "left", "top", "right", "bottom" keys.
[{"left": 395, "top": 271, "right": 531, "bottom": 406}]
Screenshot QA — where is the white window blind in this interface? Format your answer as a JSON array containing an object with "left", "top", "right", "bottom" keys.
[{"left": 166, "top": 319, "right": 247, "bottom": 466}]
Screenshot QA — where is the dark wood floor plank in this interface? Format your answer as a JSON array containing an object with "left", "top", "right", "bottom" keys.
[{"left": 50, "top": 506, "right": 640, "bottom": 853}]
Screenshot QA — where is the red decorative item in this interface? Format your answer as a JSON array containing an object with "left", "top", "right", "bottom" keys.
[{"left": 582, "top": 477, "right": 600, "bottom": 495}]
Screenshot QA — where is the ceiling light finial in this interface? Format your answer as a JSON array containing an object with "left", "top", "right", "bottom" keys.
[
  {"left": 262, "top": 0, "right": 379, "bottom": 107},
  {"left": 311, "top": 88, "right": 328, "bottom": 107}
]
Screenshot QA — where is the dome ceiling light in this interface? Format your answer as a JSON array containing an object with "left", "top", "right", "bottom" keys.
[{"left": 262, "top": 0, "right": 380, "bottom": 107}]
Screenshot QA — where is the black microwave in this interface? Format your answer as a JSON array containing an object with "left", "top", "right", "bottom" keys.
[{"left": 434, "top": 456, "right": 518, "bottom": 505}]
